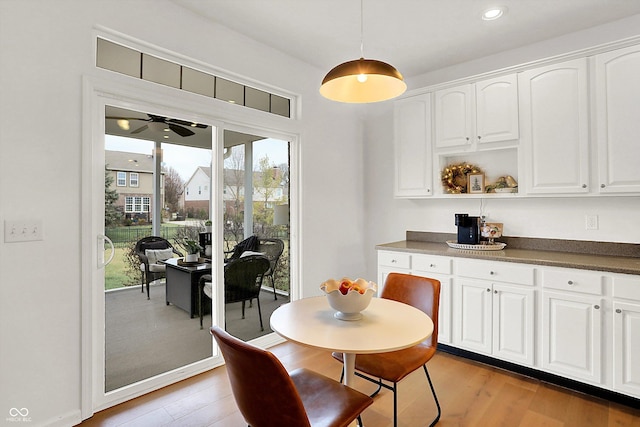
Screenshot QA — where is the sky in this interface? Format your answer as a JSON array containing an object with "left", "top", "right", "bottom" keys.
[{"left": 105, "top": 135, "right": 288, "bottom": 181}]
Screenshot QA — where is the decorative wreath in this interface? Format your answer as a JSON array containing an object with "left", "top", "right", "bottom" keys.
[{"left": 441, "top": 163, "right": 483, "bottom": 194}]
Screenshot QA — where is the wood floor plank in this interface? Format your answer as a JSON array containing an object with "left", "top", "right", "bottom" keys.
[{"left": 77, "top": 344, "right": 640, "bottom": 427}]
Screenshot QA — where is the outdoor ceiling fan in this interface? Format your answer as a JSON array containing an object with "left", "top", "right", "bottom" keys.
[{"left": 106, "top": 113, "right": 207, "bottom": 137}]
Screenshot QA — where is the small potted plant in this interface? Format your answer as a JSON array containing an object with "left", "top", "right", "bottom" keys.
[
  {"left": 204, "top": 220, "right": 212, "bottom": 232},
  {"left": 183, "top": 239, "right": 203, "bottom": 263}
]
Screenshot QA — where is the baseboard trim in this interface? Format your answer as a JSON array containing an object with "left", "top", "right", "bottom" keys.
[{"left": 438, "top": 344, "right": 640, "bottom": 409}]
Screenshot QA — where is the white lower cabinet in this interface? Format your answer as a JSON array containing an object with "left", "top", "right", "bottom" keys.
[
  {"left": 377, "top": 249, "right": 640, "bottom": 400},
  {"left": 613, "top": 301, "right": 640, "bottom": 396},
  {"left": 541, "top": 268, "right": 604, "bottom": 384},
  {"left": 454, "top": 278, "right": 535, "bottom": 366},
  {"left": 612, "top": 274, "right": 640, "bottom": 397}
]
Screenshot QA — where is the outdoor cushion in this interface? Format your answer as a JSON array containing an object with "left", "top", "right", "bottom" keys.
[
  {"left": 145, "top": 248, "right": 174, "bottom": 265},
  {"left": 239, "top": 250, "right": 265, "bottom": 258}
]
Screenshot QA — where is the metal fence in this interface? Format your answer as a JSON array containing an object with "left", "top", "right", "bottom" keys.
[{"left": 105, "top": 226, "right": 193, "bottom": 248}]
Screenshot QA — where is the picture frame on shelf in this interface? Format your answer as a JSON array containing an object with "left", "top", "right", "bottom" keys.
[{"left": 468, "top": 173, "right": 485, "bottom": 194}]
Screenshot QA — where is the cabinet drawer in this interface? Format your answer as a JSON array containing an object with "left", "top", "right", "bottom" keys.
[
  {"left": 542, "top": 268, "right": 603, "bottom": 295},
  {"left": 378, "top": 251, "right": 411, "bottom": 269},
  {"left": 412, "top": 254, "right": 452, "bottom": 275},
  {"left": 612, "top": 274, "right": 640, "bottom": 301},
  {"left": 456, "top": 259, "right": 534, "bottom": 286}
]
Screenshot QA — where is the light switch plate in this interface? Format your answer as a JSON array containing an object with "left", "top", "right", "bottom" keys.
[{"left": 4, "top": 220, "right": 43, "bottom": 242}]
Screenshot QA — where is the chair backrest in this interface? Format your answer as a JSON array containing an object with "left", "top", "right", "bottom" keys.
[
  {"left": 224, "top": 255, "right": 270, "bottom": 303},
  {"left": 210, "top": 326, "right": 312, "bottom": 427},
  {"left": 382, "top": 272, "right": 441, "bottom": 348},
  {"left": 227, "top": 235, "right": 260, "bottom": 261},
  {"left": 257, "top": 238, "right": 285, "bottom": 273}
]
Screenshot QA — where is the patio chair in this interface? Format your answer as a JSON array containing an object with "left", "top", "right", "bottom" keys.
[
  {"left": 332, "top": 272, "right": 442, "bottom": 427},
  {"left": 224, "top": 235, "right": 260, "bottom": 262},
  {"left": 199, "top": 254, "right": 270, "bottom": 330},
  {"left": 257, "top": 238, "right": 285, "bottom": 300},
  {"left": 134, "top": 236, "right": 183, "bottom": 300},
  {"left": 211, "top": 325, "right": 373, "bottom": 427}
]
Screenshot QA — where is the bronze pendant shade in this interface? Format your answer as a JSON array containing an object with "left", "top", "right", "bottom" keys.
[{"left": 320, "top": 57, "right": 406, "bottom": 103}]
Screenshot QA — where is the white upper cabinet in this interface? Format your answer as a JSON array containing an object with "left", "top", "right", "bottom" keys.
[
  {"left": 519, "top": 58, "right": 590, "bottom": 194},
  {"left": 435, "top": 74, "right": 519, "bottom": 149},
  {"left": 435, "top": 85, "right": 474, "bottom": 148},
  {"left": 475, "top": 74, "right": 520, "bottom": 144},
  {"left": 594, "top": 45, "right": 640, "bottom": 194},
  {"left": 394, "top": 93, "right": 433, "bottom": 197}
]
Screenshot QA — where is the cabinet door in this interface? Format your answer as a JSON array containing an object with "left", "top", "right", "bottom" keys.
[
  {"left": 455, "top": 279, "right": 492, "bottom": 354},
  {"left": 394, "top": 94, "right": 433, "bottom": 197},
  {"left": 519, "top": 58, "right": 590, "bottom": 194},
  {"left": 435, "top": 84, "right": 474, "bottom": 148},
  {"left": 413, "top": 271, "right": 452, "bottom": 345},
  {"left": 542, "top": 291, "right": 602, "bottom": 384},
  {"left": 475, "top": 74, "right": 519, "bottom": 144},
  {"left": 613, "top": 301, "right": 640, "bottom": 397},
  {"left": 595, "top": 45, "right": 640, "bottom": 193},
  {"left": 492, "top": 284, "right": 535, "bottom": 366}
]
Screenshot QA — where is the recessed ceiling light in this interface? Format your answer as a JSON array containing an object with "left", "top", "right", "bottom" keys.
[{"left": 482, "top": 6, "right": 506, "bottom": 20}]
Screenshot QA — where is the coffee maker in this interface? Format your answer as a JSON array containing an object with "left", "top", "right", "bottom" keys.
[{"left": 455, "top": 213, "right": 480, "bottom": 245}]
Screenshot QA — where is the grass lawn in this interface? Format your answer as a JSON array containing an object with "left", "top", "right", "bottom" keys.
[{"left": 105, "top": 247, "right": 137, "bottom": 290}]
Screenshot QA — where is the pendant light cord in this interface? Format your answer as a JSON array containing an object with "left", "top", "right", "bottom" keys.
[{"left": 360, "top": 0, "right": 364, "bottom": 58}]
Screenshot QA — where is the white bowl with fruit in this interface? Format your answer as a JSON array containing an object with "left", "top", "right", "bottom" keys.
[{"left": 320, "top": 277, "right": 377, "bottom": 321}]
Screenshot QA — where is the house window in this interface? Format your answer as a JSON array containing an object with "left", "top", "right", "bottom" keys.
[
  {"left": 198, "top": 186, "right": 202, "bottom": 195},
  {"left": 130, "top": 172, "right": 139, "bottom": 187},
  {"left": 117, "top": 172, "right": 126, "bottom": 186},
  {"left": 186, "top": 187, "right": 189, "bottom": 195},
  {"left": 125, "top": 196, "right": 150, "bottom": 213}
]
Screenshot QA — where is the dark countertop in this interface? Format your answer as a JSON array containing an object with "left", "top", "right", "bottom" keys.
[{"left": 376, "top": 232, "right": 640, "bottom": 276}]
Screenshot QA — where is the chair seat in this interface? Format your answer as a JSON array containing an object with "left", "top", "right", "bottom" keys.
[
  {"left": 203, "top": 281, "right": 212, "bottom": 299},
  {"left": 140, "top": 263, "right": 166, "bottom": 273},
  {"left": 290, "top": 368, "right": 374, "bottom": 427},
  {"left": 333, "top": 342, "right": 436, "bottom": 383}
]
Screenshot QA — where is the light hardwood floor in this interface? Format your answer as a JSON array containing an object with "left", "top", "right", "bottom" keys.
[{"left": 79, "top": 341, "right": 640, "bottom": 427}]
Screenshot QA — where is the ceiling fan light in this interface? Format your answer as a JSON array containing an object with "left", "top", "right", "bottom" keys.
[
  {"left": 320, "top": 58, "right": 406, "bottom": 103},
  {"left": 147, "top": 121, "right": 166, "bottom": 133}
]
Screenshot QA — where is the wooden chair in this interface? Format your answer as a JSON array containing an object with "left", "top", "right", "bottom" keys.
[
  {"left": 210, "top": 325, "right": 373, "bottom": 427},
  {"left": 332, "top": 272, "right": 442, "bottom": 427},
  {"left": 134, "top": 236, "right": 183, "bottom": 299}
]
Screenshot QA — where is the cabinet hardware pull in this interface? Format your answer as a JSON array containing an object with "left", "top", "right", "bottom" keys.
[
  {"left": 567, "top": 280, "right": 574, "bottom": 285},
  {"left": 601, "top": 184, "right": 606, "bottom": 188},
  {"left": 616, "top": 309, "right": 622, "bottom": 314},
  {"left": 466, "top": 137, "right": 470, "bottom": 141},
  {"left": 490, "top": 271, "right": 495, "bottom": 275},
  {"left": 430, "top": 264, "right": 436, "bottom": 268},
  {"left": 594, "top": 305, "right": 600, "bottom": 310},
  {"left": 391, "top": 259, "right": 396, "bottom": 263},
  {"left": 494, "top": 290, "right": 498, "bottom": 294},
  {"left": 582, "top": 184, "right": 587, "bottom": 188},
  {"left": 486, "top": 288, "right": 491, "bottom": 292},
  {"left": 477, "top": 136, "right": 481, "bottom": 139}
]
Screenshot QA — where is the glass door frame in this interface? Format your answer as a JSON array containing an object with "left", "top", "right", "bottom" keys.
[{"left": 81, "top": 75, "right": 300, "bottom": 418}]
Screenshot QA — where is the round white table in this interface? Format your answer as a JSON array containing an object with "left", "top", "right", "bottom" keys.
[{"left": 270, "top": 296, "right": 434, "bottom": 388}]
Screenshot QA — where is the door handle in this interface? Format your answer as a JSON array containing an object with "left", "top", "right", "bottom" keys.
[{"left": 98, "top": 234, "right": 115, "bottom": 269}]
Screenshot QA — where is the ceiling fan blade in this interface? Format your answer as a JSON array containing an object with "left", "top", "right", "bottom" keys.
[
  {"left": 106, "top": 116, "right": 150, "bottom": 121},
  {"left": 169, "top": 123, "right": 195, "bottom": 137},
  {"left": 131, "top": 124, "right": 149, "bottom": 134},
  {"left": 167, "top": 118, "right": 208, "bottom": 129}
]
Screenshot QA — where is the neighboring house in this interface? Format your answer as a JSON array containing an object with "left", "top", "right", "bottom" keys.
[
  {"left": 184, "top": 166, "right": 288, "bottom": 219},
  {"left": 105, "top": 150, "right": 164, "bottom": 223},
  {"left": 184, "top": 166, "right": 211, "bottom": 217}
]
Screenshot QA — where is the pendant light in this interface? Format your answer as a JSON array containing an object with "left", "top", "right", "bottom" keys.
[{"left": 319, "top": 0, "right": 406, "bottom": 103}]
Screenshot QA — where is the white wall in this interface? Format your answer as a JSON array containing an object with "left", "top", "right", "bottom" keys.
[
  {"left": 362, "top": 14, "right": 640, "bottom": 279},
  {"left": 0, "top": 1, "right": 365, "bottom": 425}
]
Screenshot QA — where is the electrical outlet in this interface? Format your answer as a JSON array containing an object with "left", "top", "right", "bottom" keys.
[
  {"left": 4, "top": 220, "right": 43, "bottom": 242},
  {"left": 585, "top": 215, "right": 599, "bottom": 230}
]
